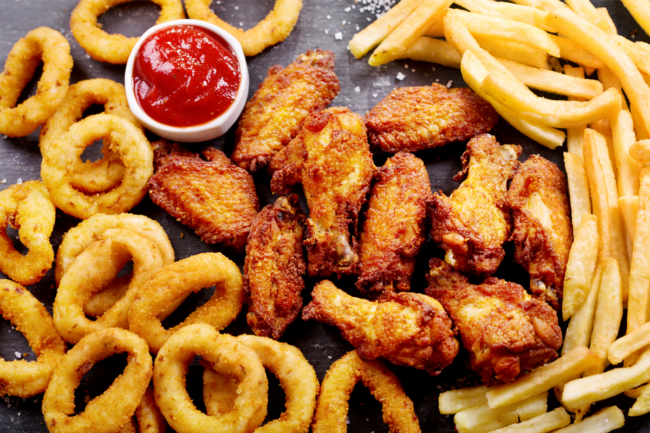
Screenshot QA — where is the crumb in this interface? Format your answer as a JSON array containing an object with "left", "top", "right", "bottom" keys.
[{"left": 396, "top": 72, "right": 405, "bottom": 80}]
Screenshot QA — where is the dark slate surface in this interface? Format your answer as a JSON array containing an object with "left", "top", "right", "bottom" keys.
[{"left": 0, "top": 0, "right": 648, "bottom": 431}]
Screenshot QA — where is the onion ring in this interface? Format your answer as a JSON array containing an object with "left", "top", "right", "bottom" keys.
[
  {"left": 42, "top": 327, "right": 153, "bottom": 433},
  {"left": 0, "top": 279, "right": 66, "bottom": 397},
  {"left": 0, "top": 27, "right": 72, "bottom": 137},
  {"left": 203, "top": 335, "right": 319, "bottom": 433},
  {"left": 70, "top": 0, "right": 185, "bottom": 64},
  {"left": 119, "top": 386, "right": 167, "bottom": 433},
  {"left": 41, "top": 113, "right": 153, "bottom": 220},
  {"left": 153, "top": 324, "right": 268, "bottom": 433},
  {"left": 128, "top": 252, "right": 244, "bottom": 353},
  {"left": 185, "top": 0, "right": 303, "bottom": 56},
  {"left": 312, "top": 351, "right": 421, "bottom": 433},
  {"left": 40, "top": 78, "right": 142, "bottom": 194},
  {"left": 0, "top": 180, "right": 56, "bottom": 286},
  {"left": 53, "top": 229, "right": 164, "bottom": 344}
]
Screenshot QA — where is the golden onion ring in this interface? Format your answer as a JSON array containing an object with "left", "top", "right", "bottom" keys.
[{"left": 119, "top": 386, "right": 167, "bottom": 433}]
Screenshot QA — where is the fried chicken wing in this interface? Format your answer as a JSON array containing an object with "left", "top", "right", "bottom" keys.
[
  {"left": 302, "top": 280, "right": 459, "bottom": 375},
  {"left": 428, "top": 134, "right": 521, "bottom": 277},
  {"left": 425, "top": 258, "right": 562, "bottom": 384},
  {"left": 364, "top": 84, "right": 498, "bottom": 153},
  {"left": 232, "top": 49, "right": 340, "bottom": 172},
  {"left": 244, "top": 194, "right": 306, "bottom": 339},
  {"left": 507, "top": 155, "right": 573, "bottom": 309},
  {"left": 357, "top": 152, "right": 433, "bottom": 297},
  {"left": 148, "top": 140, "right": 259, "bottom": 252},
  {"left": 272, "top": 107, "right": 376, "bottom": 277}
]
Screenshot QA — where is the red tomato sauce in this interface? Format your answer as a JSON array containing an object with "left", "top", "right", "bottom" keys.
[{"left": 133, "top": 25, "right": 241, "bottom": 128}]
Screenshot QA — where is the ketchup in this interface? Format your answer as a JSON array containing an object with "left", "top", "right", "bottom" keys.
[{"left": 133, "top": 25, "right": 241, "bottom": 128}]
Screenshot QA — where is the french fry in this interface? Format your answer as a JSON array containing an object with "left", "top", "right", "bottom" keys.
[
  {"left": 610, "top": 110, "right": 640, "bottom": 197},
  {"left": 630, "top": 139, "right": 650, "bottom": 165},
  {"left": 551, "top": 35, "right": 606, "bottom": 70},
  {"left": 619, "top": 195, "right": 639, "bottom": 240},
  {"left": 627, "top": 383, "right": 650, "bottom": 398},
  {"left": 565, "top": 0, "right": 614, "bottom": 33},
  {"left": 630, "top": 384, "right": 650, "bottom": 416},
  {"left": 563, "top": 153, "right": 591, "bottom": 232},
  {"left": 553, "top": 406, "right": 625, "bottom": 433},
  {"left": 455, "top": 0, "right": 554, "bottom": 31},
  {"left": 590, "top": 257, "right": 623, "bottom": 362},
  {"left": 564, "top": 66, "right": 587, "bottom": 159},
  {"left": 444, "top": 9, "right": 482, "bottom": 55},
  {"left": 507, "top": 0, "right": 568, "bottom": 13},
  {"left": 627, "top": 166, "right": 650, "bottom": 334},
  {"left": 562, "top": 264, "right": 602, "bottom": 354},
  {"left": 439, "top": 385, "right": 490, "bottom": 414},
  {"left": 424, "top": 16, "right": 445, "bottom": 38},
  {"left": 599, "top": 67, "right": 628, "bottom": 110},
  {"left": 399, "top": 37, "right": 461, "bottom": 68},
  {"left": 613, "top": 35, "right": 650, "bottom": 77},
  {"left": 597, "top": 7, "right": 618, "bottom": 34},
  {"left": 454, "top": 392, "right": 548, "bottom": 433},
  {"left": 620, "top": 0, "right": 650, "bottom": 39},
  {"left": 609, "top": 321, "right": 650, "bottom": 365},
  {"left": 486, "top": 347, "right": 600, "bottom": 409},
  {"left": 562, "top": 213, "right": 598, "bottom": 321},
  {"left": 475, "top": 35, "right": 551, "bottom": 70},
  {"left": 489, "top": 408, "right": 571, "bottom": 433}
]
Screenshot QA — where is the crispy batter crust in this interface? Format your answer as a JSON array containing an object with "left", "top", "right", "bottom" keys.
[{"left": 364, "top": 84, "right": 498, "bottom": 153}]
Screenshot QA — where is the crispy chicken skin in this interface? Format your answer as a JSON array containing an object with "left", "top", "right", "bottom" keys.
[
  {"left": 357, "top": 152, "right": 433, "bottom": 297},
  {"left": 428, "top": 134, "right": 522, "bottom": 278},
  {"left": 364, "top": 84, "right": 498, "bottom": 153},
  {"left": 231, "top": 49, "right": 340, "bottom": 172},
  {"left": 425, "top": 258, "right": 562, "bottom": 384},
  {"left": 148, "top": 140, "right": 259, "bottom": 252},
  {"left": 507, "top": 155, "right": 573, "bottom": 309},
  {"left": 302, "top": 280, "right": 459, "bottom": 375},
  {"left": 272, "top": 107, "right": 376, "bottom": 277},
  {"left": 244, "top": 195, "right": 306, "bottom": 339}
]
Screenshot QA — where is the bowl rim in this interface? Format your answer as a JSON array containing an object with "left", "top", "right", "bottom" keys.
[{"left": 124, "top": 18, "right": 249, "bottom": 135}]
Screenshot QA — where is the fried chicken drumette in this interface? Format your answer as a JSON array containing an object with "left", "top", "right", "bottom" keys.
[
  {"left": 428, "top": 134, "right": 521, "bottom": 278},
  {"left": 231, "top": 49, "right": 340, "bottom": 172},
  {"left": 507, "top": 155, "right": 573, "bottom": 309},
  {"left": 302, "top": 280, "right": 459, "bottom": 375},
  {"left": 357, "top": 152, "right": 433, "bottom": 297},
  {"left": 148, "top": 140, "right": 259, "bottom": 252},
  {"left": 244, "top": 195, "right": 306, "bottom": 339},
  {"left": 364, "top": 84, "right": 498, "bottom": 153},
  {"left": 425, "top": 258, "right": 562, "bottom": 384},
  {"left": 271, "top": 107, "right": 376, "bottom": 277}
]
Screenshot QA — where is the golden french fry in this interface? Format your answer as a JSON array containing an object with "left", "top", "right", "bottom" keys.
[
  {"left": 486, "top": 347, "right": 600, "bottom": 409},
  {"left": 613, "top": 35, "right": 650, "bottom": 77},
  {"left": 562, "top": 213, "right": 598, "bottom": 321},
  {"left": 552, "top": 35, "right": 606, "bottom": 70},
  {"left": 424, "top": 16, "right": 445, "bottom": 37},
  {"left": 630, "top": 139, "right": 650, "bottom": 165},
  {"left": 563, "top": 264, "right": 602, "bottom": 354},
  {"left": 630, "top": 384, "right": 650, "bottom": 416},
  {"left": 599, "top": 67, "right": 628, "bottom": 110},
  {"left": 444, "top": 8, "right": 482, "bottom": 55},
  {"left": 620, "top": 0, "right": 650, "bottom": 40},
  {"left": 454, "top": 0, "right": 554, "bottom": 31},
  {"left": 564, "top": 66, "right": 587, "bottom": 159},
  {"left": 369, "top": 0, "right": 452, "bottom": 66},
  {"left": 507, "top": 0, "right": 568, "bottom": 13},
  {"left": 553, "top": 406, "right": 625, "bottom": 433},
  {"left": 399, "top": 37, "right": 461, "bottom": 68},
  {"left": 597, "top": 7, "right": 618, "bottom": 34},
  {"left": 455, "top": 392, "right": 548, "bottom": 433},
  {"left": 563, "top": 153, "right": 592, "bottom": 233},
  {"left": 439, "top": 385, "right": 490, "bottom": 414},
  {"left": 627, "top": 383, "right": 650, "bottom": 398},
  {"left": 610, "top": 110, "right": 640, "bottom": 197},
  {"left": 489, "top": 408, "right": 571, "bottom": 433},
  {"left": 565, "top": 0, "right": 614, "bottom": 33},
  {"left": 475, "top": 35, "right": 551, "bottom": 70},
  {"left": 627, "top": 167, "right": 650, "bottom": 334},
  {"left": 590, "top": 257, "right": 623, "bottom": 360},
  {"left": 609, "top": 321, "right": 650, "bottom": 365},
  {"left": 619, "top": 195, "right": 639, "bottom": 240}
]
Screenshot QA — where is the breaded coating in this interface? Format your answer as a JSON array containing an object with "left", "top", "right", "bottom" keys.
[
  {"left": 357, "top": 152, "right": 433, "bottom": 297},
  {"left": 148, "top": 140, "right": 259, "bottom": 252},
  {"left": 302, "top": 280, "right": 459, "bottom": 375},
  {"left": 272, "top": 107, "right": 376, "bottom": 277},
  {"left": 244, "top": 195, "right": 306, "bottom": 339},
  {"left": 365, "top": 84, "right": 498, "bottom": 153},
  {"left": 507, "top": 155, "right": 573, "bottom": 309},
  {"left": 426, "top": 258, "right": 562, "bottom": 384},
  {"left": 428, "top": 134, "right": 521, "bottom": 278},
  {"left": 232, "top": 49, "right": 340, "bottom": 172}
]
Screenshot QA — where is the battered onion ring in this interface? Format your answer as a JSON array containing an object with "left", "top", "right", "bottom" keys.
[
  {"left": 0, "top": 181, "right": 55, "bottom": 286},
  {"left": 41, "top": 113, "right": 153, "bottom": 219},
  {"left": 53, "top": 229, "right": 164, "bottom": 344},
  {"left": 128, "top": 253, "right": 244, "bottom": 353},
  {"left": 312, "top": 351, "right": 421, "bottom": 433},
  {"left": 42, "top": 327, "right": 153, "bottom": 433},
  {"left": 185, "top": 0, "right": 302, "bottom": 56},
  {"left": 0, "top": 27, "right": 72, "bottom": 137},
  {"left": 119, "top": 386, "right": 167, "bottom": 433},
  {"left": 40, "top": 78, "right": 142, "bottom": 194},
  {"left": 203, "top": 335, "right": 319, "bottom": 433},
  {"left": 153, "top": 324, "right": 268, "bottom": 433},
  {"left": 0, "top": 279, "right": 66, "bottom": 397},
  {"left": 54, "top": 213, "right": 175, "bottom": 318},
  {"left": 71, "top": 0, "right": 185, "bottom": 64}
]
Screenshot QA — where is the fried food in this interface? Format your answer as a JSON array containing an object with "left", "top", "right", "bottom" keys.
[
  {"left": 185, "top": 0, "right": 302, "bottom": 56},
  {"left": 0, "top": 27, "right": 72, "bottom": 137},
  {"left": 507, "top": 155, "right": 573, "bottom": 308},
  {"left": 128, "top": 386, "right": 166, "bottom": 433},
  {"left": 454, "top": 392, "right": 548, "bottom": 433},
  {"left": 364, "top": 84, "right": 498, "bottom": 153},
  {"left": 312, "top": 350, "right": 421, "bottom": 433},
  {"left": 357, "top": 152, "right": 432, "bottom": 296},
  {"left": 272, "top": 107, "right": 376, "bottom": 277},
  {"left": 232, "top": 49, "right": 340, "bottom": 172},
  {"left": 428, "top": 133, "right": 521, "bottom": 277},
  {"left": 41, "top": 113, "right": 153, "bottom": 219},
  {"left": 148, "top": 140, "right": 259, "bottom": 252},
  {"left": 0, "top": 279, "right": 66, "bottom": 398},
  {"left": 244, "top": 195, "right": 306, "bottom": 340},
  {"left": 0, "top": 181, "right": 55, "bottom": 286},
  {"left": 153, "top": 324, "right": 268, "bottom": 433},
  {"left": 203, "top": 335, "right": 319, "bottom": 433},
  {"left": 128, "top": 253, "right": 244, "bottom": 354},
  {"left": 42, "top": 328, "right": 152, "bottom": 433},
  {"left": 426, "top": 258, "right": 563, "bottom": 384},
  {"left": 70, "top": 0, "right": 185, "bottom": 64},
  {"left": 302, "top": 280, "right": 458, "bottom": 375}
]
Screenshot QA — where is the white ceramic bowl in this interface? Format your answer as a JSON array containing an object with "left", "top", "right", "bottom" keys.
[{"left": 125, "top": 19, "right": 249, "bottom": 143}]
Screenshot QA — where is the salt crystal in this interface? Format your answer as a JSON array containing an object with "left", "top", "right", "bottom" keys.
[
  {"left": 234, "top": 5, "right": 239, "bottom": 9},
  {"left": 346, "top": 418, "right": 350, "bottom": 425},
  {"left": 14, "top": 352, "right": 20, "bottom": 359},
  {"left": 446, "top": 80, "right": 453, "bottom": 88},
  {"left": 345, "top": 6, "right": 351, "bottom": 11},
  {"left": 335, "top": 32, "right": 343, "bottom": 40},
  {"left": 372, "top": 92, "right": 378, "bottom": 97},
  {"left": 1, "top": 179, "right": 5, "bottom": 184},
  {"left": 328, "top": 355, "right": 332, "bottom": 359},
  {"left": 355, "top": 86, "right": 360, "bottom": 92},
  {"left": 327, "top": 15, "right": 331, "bottom": 19},
  {"left": 396, "top": 72, "right": 405, "bottom": 80},
  {"left": 342, "top": 20, "right": 346, "bottom": 25},
  {"left": 432, "top": 66, "right": 436, "bottom": 71},
  {"left": 325, "top": 29, "right": 329, "bottom": 34},
  {"left": 16, "top": 178, "right": 22, "bottom": 185}
]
